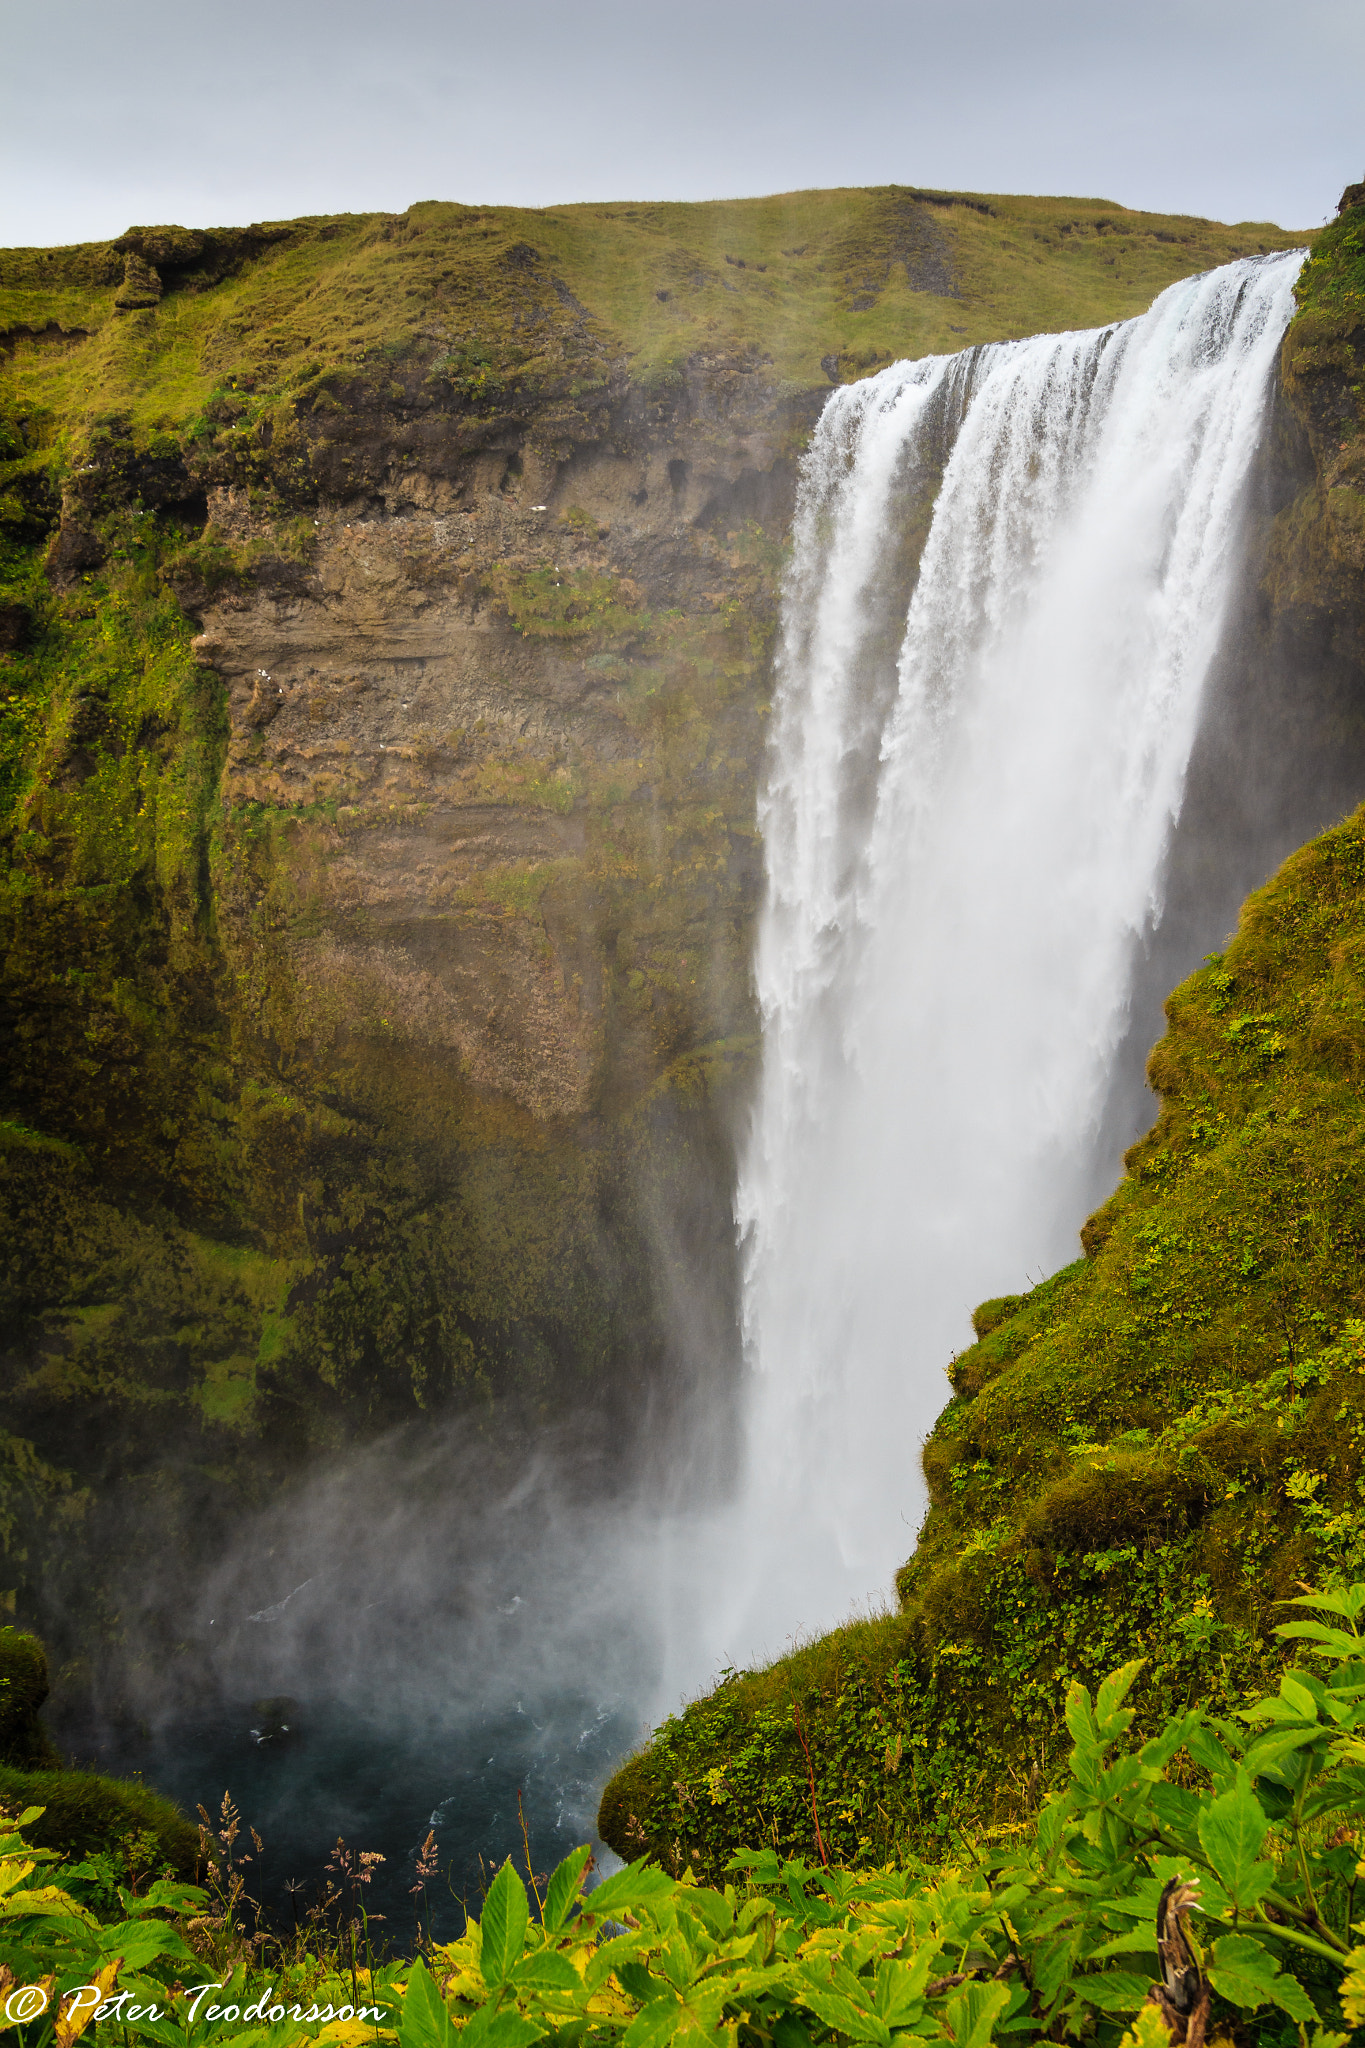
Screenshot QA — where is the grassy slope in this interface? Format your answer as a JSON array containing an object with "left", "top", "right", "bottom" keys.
[
  {"left": 598, "top": 197, "right": 1365, "bottom": 1881},
  {"left": 0, "top": 189, "right": 1302, "bottom": 446}
]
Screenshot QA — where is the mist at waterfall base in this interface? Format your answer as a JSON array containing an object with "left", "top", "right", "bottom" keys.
[
  {"left": 85, "top": 1418, "right": 658, "bottom": 1936},
  {"left": 92, "top": 247, "right": 1355, "bottom": 1927}
]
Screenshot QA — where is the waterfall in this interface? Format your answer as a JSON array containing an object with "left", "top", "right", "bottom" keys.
[{"left": 700, "top": 250, "right": 1303, "bottom": 1670}]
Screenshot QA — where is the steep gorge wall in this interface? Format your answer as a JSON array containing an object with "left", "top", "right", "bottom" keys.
[{"left": 0, "top": 336, "right": 802, "bottom": 1706}]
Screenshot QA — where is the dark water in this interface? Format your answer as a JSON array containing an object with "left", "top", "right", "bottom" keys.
[
  {"left": 75, "top": 1416, "right": 664, "bottom": 1945},
  {"left": 88, "top": 1688, "right": 630, "bottom": 1944}
]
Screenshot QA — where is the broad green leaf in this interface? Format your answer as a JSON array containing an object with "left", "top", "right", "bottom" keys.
[
  {"left": 1340, "top": 1942, "right": 1365, "bottom": 2027},
  {"left": 1184, "top": 1725, "right": 1239, "bottom": 1788},
  {"left": 117, "top": 2015, "right": 194, "bottom": 2048},
  {"left": 400, "top": 1959, "right": 457, "bottom": 2048},
  {"left": 510, "top": 1951, "right": 584, "bottom": 1997},
  {"left": 480, "top": 1859, "right": 531, "bottom": 1987},
  {"left": 1074, "top": 1972, "right": 1153, "bottom": 2014},
  {"left": 542, "top": 1844, "right": 592, "bottom": 1934},
  {"left": 728, "top": 1965, "right": 795, "bottom": 2002},
  {"left": 1083, "top": 1932, "right": 1160, "bottom": 1962},
  {"left": 1280, "top": 1675, "right": 1323, "bottom": 1720},
  {"left": 794, "top": 1985, "right": 890, "bottom": 2045},
  {"left": 118, "top": 1879, "right": 209, "bottom": 1916},
  {"left": 1139, "top": 1708, "right": 1203, "bottom": 1775},
  {"left": 943, "top": 1980, "right": 1009, "bottom": 2048},
  {"left": 587, "top": 1931, "right": 650, "bottom": 1993},
  {"left": 1208, "top": 1934, "right": 1317, "bottom": 2021},
  {"left": 617, "top": 1960, "right": 665, "bottom": 2004},
  {"left": 95, "top": 1919, "right": 196, "bottom": 1969},
  {"left": 873, "top": 1946, "right": 936, "bottom": 2017},
  {"left": 1196, "top": 1781, "right": 1274, "bottom": 1910},
  {"left": 623, "top": 1984, "right": 728, "bottom": 2048},
  {"left": 1274, "top": 1620, "right": 1365, "bottom": 1661},
  {"left": 622, "top": 1999, "right": 690, "bottom": 2048},
  {"left": 772, "top": 2016, "right": 812, "bottom": 2048},
  {"left": 1277, "top": 1586, "right": 1365, "bottom": 1625},
  {"left": 1095, "top": 1660, "right": 1144, "bottom": 1737},
  {"left": 585, "top": 1859, "right": 679, "bottom": 1919},
  {"left": 687, "top": 1888, "right": 737, "bottom": 1939},
  {"left": 462, "top": 2007, "right": 547, "bottom": 2048},
  {"left": 1035, "top": 1788, "right": 1078, "bottom": 1854},
  {"left": 1065, "top": 1683, "right": 1101, "bottom": 1786},
  {"left": 1242, "top": 1726, "right": 1325, "bottom": 1774},
  {"left": 1033, "top": 1938, "right": 1077, "bottom": 2006},
  {"left": 1118, "top": 2011, "right": 1179, "bottom": 2048},
  {"left": 1305, "top": 1774, "right": 1365, "bottom": 1823}
]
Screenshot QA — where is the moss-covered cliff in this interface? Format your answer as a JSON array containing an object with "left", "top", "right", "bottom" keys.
[
  {"left": 598, "top": 186, "right": 1365, "bottom": 1879},
  {"left": 0, "top": 186, "right": 1320, "bottom": 1723}
]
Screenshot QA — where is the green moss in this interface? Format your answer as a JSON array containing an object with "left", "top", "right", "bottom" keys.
[
  {"left": 486, "top": 562, "right": 649, "bottom": 644},
  {"left": 0, "top": 1627, "right": 59, "bottom": 1768},
  {"left": 0, "top": 191, "right": 1308, "bottom": 482},
  {"left": 1292, "top": 193, "right": 1365, "bottom": 324},
  {"left": 0, "top": 1765, "right": 198, "bottom": 1876}
]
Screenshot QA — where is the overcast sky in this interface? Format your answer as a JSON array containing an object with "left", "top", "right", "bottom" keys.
[{"left": 2, "top": 0, "right": 1360, "bottom": 247}]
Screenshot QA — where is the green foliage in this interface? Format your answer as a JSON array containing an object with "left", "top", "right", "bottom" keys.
[
  {"left": 7, "top": 1601, "right": 1365, "bottom": 2047},
  {"left": 353, "top": 1587, "right": 1365, "bottom": 2045},
  {"left": 0, "top": 1799, "right": 404, "bottom": 2048},
  {"left": 485, "top": 563, "right": 648, "bottom": 644},
  {"left": 1293, "top": 194, "right": 1365, "bottom": 324},
  {"left": 0, "top": 190, "right": 1307, "bottom": 467}
]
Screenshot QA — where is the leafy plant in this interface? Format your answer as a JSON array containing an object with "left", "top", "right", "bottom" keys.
[
  {"left": 8, "top": 1583, "right": 1365, "bottom": 2046},
  {"left": 403, "top": 1584, "right": 1365, "bottom": 2045}
]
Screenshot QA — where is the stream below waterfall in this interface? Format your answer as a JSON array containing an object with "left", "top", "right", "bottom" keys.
[{"left": 92, "top": 249, "right": 1342, "bottom": 1936}]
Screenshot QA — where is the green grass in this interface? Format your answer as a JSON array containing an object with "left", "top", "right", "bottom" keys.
[{"left": 0, "top": 189, "right": 1307, "bottom": 465}]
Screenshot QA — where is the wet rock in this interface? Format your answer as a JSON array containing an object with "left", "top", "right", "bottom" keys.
[
  {"left": 44, "top": 517, "right": 105, "bottom": 588},
  {"left": 250, "top": 1695, "right": 299, "bottom": 1745},
  {"left": 0, "top": 601, "right": 31, "bottom": 651},
  {"left": 114, "top": 251, "right": 162, "bottom": 310}
]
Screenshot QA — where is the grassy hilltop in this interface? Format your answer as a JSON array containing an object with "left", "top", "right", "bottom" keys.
[{"left": 0, "top": 187, "right": 1302, "bottom": 449}]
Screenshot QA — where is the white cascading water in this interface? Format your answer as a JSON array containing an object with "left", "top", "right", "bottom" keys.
[{"left": 670, "top": 250, "right": 1304, "bottom": 1680}]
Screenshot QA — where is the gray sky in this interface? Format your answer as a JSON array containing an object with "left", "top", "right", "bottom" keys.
[{"left": 2, "top": 0, "right": 1360, "bottom": 246}]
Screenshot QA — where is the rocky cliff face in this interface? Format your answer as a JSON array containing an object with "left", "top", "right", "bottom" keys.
[
  {"left": 0, "top": 350, "right": 804, "bottom": 1701},
  {"left": 0, "top": 188, "right": 1313, "bottom": 1706},
  {"left": 185, "top": 355, "right": 808, "bottom": 1124}
]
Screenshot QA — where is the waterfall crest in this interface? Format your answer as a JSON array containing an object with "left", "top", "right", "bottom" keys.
[{"left": 714, "top": 251, "right": 1303, "bottom": 1669}]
